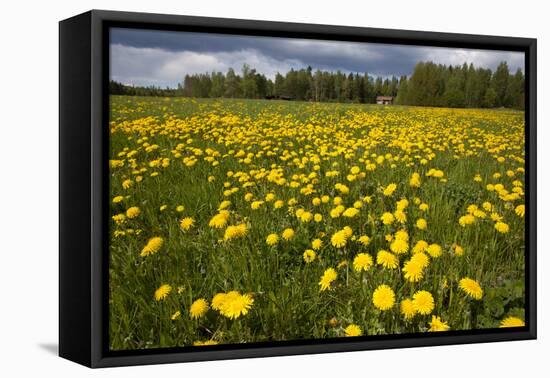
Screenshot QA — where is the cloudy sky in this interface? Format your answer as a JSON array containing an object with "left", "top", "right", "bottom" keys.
[{"left": 110, "top": 27, "right": 525, "bottom": 88}]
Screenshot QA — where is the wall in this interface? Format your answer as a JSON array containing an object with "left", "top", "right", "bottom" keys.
[{"left": 0, "top": 0, "right": 546, "bottom": 376}]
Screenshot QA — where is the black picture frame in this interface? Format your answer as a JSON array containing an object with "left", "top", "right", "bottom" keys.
[{"left": 59, "top": 9, "right": 537, "bottom": 368}]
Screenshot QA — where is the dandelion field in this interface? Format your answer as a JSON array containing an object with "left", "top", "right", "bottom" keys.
[{"left": 109, "top": 96, "right": 526, "bottom": 350}]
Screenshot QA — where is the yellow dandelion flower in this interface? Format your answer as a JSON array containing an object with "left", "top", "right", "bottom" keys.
[
  {"left": 412, "top": 290, "right": 434, "bottom": 315},
  {"left": 209, "top": 211, "right": 230, "bottom": 228},
  {"left": 410, "top": 252, "right": 430, "bottom": 268},
  {"left": 193, "top": 340, "right": 219, "bottom": 346},
  {"left": 426, "top": 244, "right": 442, "bottom": 258},
  {"left": 112, "top": 195, "right": 124, "bottom": 203},
  {"left": 494, "top": 222, "right": 510, "bottom": 233},
  {"left": 500, "top": 316, "right": 525, "bottom": 328},
  {"left": 403, "top": 260, "right": 424, "bottom": 282},
  {"left": 266, "top": 233, "right": 279, "bottom": 246},
  {"left": 400, "top": 299, "right": 416, "bottom": 320},
  {"left": 344, "top": 324, "right": 363, "bottom": 337},
  {"left": 154, "top": 284, "right": 172, "bottom": 301},
  {"left": 381, "top": 212, "right": 395, "bottom": 225},
  {"left": 282, "top": 228, "right": 295, "bottom": 240},
  {"left": 303, "top": 249, "right": 316, "bottom": 263},
  {"left": 377, "top": 250, "right": 399, "bottom": 269},
  {"left": 211, "top": 293, "right": 227, "bottom": 311},
  {"left": 390, "top": 238, "right": 409, "bottom": 254},
  {"left": 353, "top": 253, "right": 373, "bottom": 272},
  {"left": 358, "top": 235, "right": 371, "bottom": 246},
  {"left": 312, "top": 238, "right": 323, "bottom": 250},
  {"left": 459, "top": 277, "right": 483, "bottom": 300},
  {"left": 218, "top": 291, "right": 254, "bottom": 319},
  {"left": 454, "top": 245, "right": 464, "bottom": 256},
  {"left": 180, "top": 217, "right": 194, "bottom": 231},
  {"left": 314, "top": 213, "right": 323, "bottom": 222},
  {"left": 126, "top": 206, "right": 140, "bottom": 219},
  {"left": 394, "top": 210, "right": 407, "bottom": 223},
  {"left": 416, "top": 218, "right": 427, "bottom": 230},
  {"left": 459, "top": 214, "right": 476, "bottom": 227},
  {"left": 189, "top": 298, "right": 209, "bottom": 319},
  {"left": 343, "top": 208, "right": 360, "bottom": 218},
  {"left": 429, "top": 316, "right": 450, "bottom": 331},
  {"left": 412, "top": 240, "right": 428, "bottom": 254},
  {"left": 319, "top": 268, "right": 338, "bottom": 291},
  {"left": 331, "top": 230, "right": 348, "bottom": 248},
  {"left": 140, "top": 236, "right": 164, "bottom": 257},
  {"left": 223, "top": 223, "right": 248, "bottom": 240},
  {"left": 383, "top": 183, "right": 397, "bottom": 196},
  {"left": 515, "top": 204, "right": 525, "bottom": 217},
  {"left": 372, "top": 284, "right": 395, "bottom": 311}
]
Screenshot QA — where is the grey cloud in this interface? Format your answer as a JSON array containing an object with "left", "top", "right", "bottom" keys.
[{"left": 110, "top": 27, "right": 524, "bottom": 88}]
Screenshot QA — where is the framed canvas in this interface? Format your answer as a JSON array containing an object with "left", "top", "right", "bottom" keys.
[{"left": 59, "top": 10, "right": 537, "bottom": 368}]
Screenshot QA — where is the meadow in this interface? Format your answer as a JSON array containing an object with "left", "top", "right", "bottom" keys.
[{"left": 109, "top": 96, "right": 526, "bottom": 350}]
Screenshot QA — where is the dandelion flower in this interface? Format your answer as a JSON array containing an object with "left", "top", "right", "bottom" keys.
[
  {"left": 416, "top": 218, "right": 427, "bottom": 230},
  {"left": 211, "top": 293, "right": 227, "bottom": 311},
  {"left": 459, "top": 214, "right": 475, "bottom": 227},
  {"left": 390, "top": 238, "right": 409, "bottom": 254},
  {"left": 500, "top": 316, "right": 525, "bottom": 328},
  {"left": 223, "top": 223, "right": 248, "bottom": 241},
  {"left": 403, "top": 260, "right": 424, "bottom": 282},
  {"left": 194, "top": 340, "right": 219, "bottom": 346},
  {"left": 515, "top": 205, "right": 525, "bottom": 218},
  {"left": 266, "top": 233, "right": 279, "bottom": 246},
  {"left": 412, "top": 240, "right": 428, "bottom": 254},
  {"left": 126, "top": 206, "right": 140, "bottom": 219},
  {"left": 372, "top": 285, "right": 395, "bottom": 310},
  {"left": 412, "top": 290, "right": 434, "bottom": 315},
  {"left": 429, "top": 316, "right": 450, "bottom": 331},
  {"left": 494, "top": 222, "right": 510, "bottom": 233},
  {"left": 189, "top": 298, "right": 209, "bottom": 319},
  {"left": 426, "top": 244, "right": 442, "bottom": 258},
  {"left": 383, "top": 183, "right": 397, "bottom": 196},
  {"left": 140, "top": 236, "right": 163, "bottom": 257},
  {"left": 180, "top": 217, "right": 194, "bottom": 231},
  {"left": 459, "top": 277, "right": 483, "bottom": 300},
  {"left": 358, "top": 235, "right": 370, "bottom": 246},
  {"left": 319, "top": 268, "right": 338, "bottom": 291},
  {"left": 282, "top": 228, "right": 295, "bottom": 241},
  {"left": 394, "top": 210, "right": 407, "bottom": 223},
  {"left": 312, "top": 238, "right": 323, "bottom": 250},
  {"left": 154, "top": 284, "right": 172, "bottom": 301},
  {"left": 394, "top": 230, "right": 409, "bottom": 241},
  {"left": 303, "top": 249, "right": 316, "bottom": 263},
  {"left": 381, "top": 212, "right": 395, "bottom": 225},
  {"left": 377, "top": 250, "right": 398, "bottom": 269},
  {"left": 410, "top": 252, "right": 430, "bottom": 268},
  {"left": 344, "top": 324, "right": 363, "bottom": 337},
  {"left": 209, "top": 211, "right": 230, "bottom": 228},
  {"left": 331, "top": 230, "right": 348, "bottom": 248},
  {"left": 400, "top": 299, "right": 416, "bottom": 320},
  {"left": 218, "top": 291, "right": 254, "bottom": 319},
  {"left": 343, "top": 208, "right": 359, "bottom": 218},
  {"left": 353, "top": 253, "right": 373, "bottom": 272}
]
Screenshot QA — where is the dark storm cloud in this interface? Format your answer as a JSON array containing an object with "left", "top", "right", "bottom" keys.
[{"left": 110, "top": 28, "right": 524, "bottom": 88}]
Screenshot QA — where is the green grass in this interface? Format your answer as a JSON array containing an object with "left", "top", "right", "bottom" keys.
[{"left": 108, "top": 96, "right": 525, "bottom": 350}]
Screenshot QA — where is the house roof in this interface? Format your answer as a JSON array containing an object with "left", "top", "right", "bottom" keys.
[{"left": 376, "top": 96, "right": 394, "bottom": 100}]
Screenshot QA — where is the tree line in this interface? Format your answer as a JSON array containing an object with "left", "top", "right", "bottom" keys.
[{"left": 110, "top": 61, "right": 524, "bottom": 109}]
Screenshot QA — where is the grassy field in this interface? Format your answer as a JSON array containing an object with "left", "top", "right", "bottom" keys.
[{"left": 108, "top": 96, "right": 526, "bottom": 350}]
